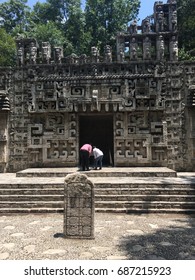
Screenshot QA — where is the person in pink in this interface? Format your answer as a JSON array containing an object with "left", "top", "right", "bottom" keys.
[{"left": 80, "top": 144, "right": 92, "bottom": 171}]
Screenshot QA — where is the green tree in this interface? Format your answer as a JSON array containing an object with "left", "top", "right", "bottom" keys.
[
  {"left": 0, "top": 0, "right": 141, "bottom": 57},
  {"left": 45, "top": 0, "right": 87, "bottom": 55},
  {"left": 0, "top": 28, "right": 16, "bottom": 66},
  {"left": 177, "top": 0, "right": 195, "bottom": 58},
  {"left": 84, "top": 0, "right": 140, "bottom": 52},
  {"left": 178, "top": 47, "right": 194, "bottom": 61},
  {"left": 30, "top": 2, "right": 53, "bottom": 25},
  {"left": 47, "top": 0, "right": 82, "bottom": 22},
  {"left": 27, "top": 21, "right": 66, "bottom": 49},
  {"left": 0, "top": 0, "right": 30, "bottom": 34},
  {"left": 30, "top": 0, "right": 140, "bottom": 55},
  {"left": 30, "top": 0, "right": 87, "bottom": 55}
]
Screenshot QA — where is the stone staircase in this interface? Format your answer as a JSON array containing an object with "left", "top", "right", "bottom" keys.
[
  {"left": 95, "top": 184, "right": 195, "bottom": 213},
  {"left": 0, "top": 167, "right": 195, "bottom": 213}
]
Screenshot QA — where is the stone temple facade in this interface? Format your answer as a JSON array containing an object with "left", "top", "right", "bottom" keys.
[{"left": 0, "top": 0, "right": 195, "bottom": 172}]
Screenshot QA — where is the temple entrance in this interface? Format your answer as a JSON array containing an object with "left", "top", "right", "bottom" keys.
[{"left": 79, "top": 114, "right": 114, "bottom": 166}]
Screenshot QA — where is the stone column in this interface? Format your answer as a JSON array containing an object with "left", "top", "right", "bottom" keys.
[{"left": 64, "top": 173, "right": 95, "bottom": 239}]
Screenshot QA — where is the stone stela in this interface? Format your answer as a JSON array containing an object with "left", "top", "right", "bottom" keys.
[{"left": 63, "top": 173, "right": 95, "bottom": 239}]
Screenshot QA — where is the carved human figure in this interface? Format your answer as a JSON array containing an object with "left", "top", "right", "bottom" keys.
[
  {"left": 157, "top": 35, "right": 165, "bottom": 60},
  {"left": 130, "top": 37, "right": 137, "bottom": 60},
  {"left": 42, "top": 42, "right": 51, "bottom": 64},
  {"left": 29, "top": 42, "right": 37, "bottom": 64},
  {"left": 119, "top": 47, "right": 125, "bottom": 62},
  {"left": 79, "top": 54, "right": 87, "bottom": 64},
  {"left": 143, "top": 37, "right": 151, "bottom": 60},
  {"left": 104, "top": 45, "right": 112, "bottom": 62},
  {"left": 142, "top": 17, "right": 151, "bottom": 33},
  {"left": 91, "top": 46, "right": 99, "bottom": 63},
  {"left": 170, "top": 36, "right": 178, "bottom": 61},
  {"left": 157, "top": 11, "right": 164, "bottom": 32},
  {"left": 68, "top": 53, "right": 78, "bottom": 64},
  {"left": 54, "top": 47, "right": 63, "bottom": 63},
  {"left": 171, "top": 10, "right": 177, "bottom": 31},
  {"left": 129, "top": 19, "right": 138, "bottom": 34},
  {"left": 17, "top": 42, "right": 24, "bottom": 66}
]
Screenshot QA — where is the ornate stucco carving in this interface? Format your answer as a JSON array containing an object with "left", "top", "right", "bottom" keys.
[{"left": 1, "top": 0, "right": 195, "bottom": 172}]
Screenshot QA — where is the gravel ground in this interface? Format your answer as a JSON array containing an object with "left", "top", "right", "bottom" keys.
[{"left": 0, "top": 212, "right": 195, "bottom": 260}]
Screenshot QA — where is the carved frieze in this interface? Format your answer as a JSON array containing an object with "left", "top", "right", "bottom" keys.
[{"left": 1, "top": 0, "right": 194, "bottom": 171}]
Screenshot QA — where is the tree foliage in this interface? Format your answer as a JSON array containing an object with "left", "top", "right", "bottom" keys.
[
  {"left": 0, "top": 0, "right": 140, "bottom": 61},
  {"left": 0, "top": 0, "right": 30, "bottom": 34},
  {"left": 0, "top": 28, "right": 16, "bottom": 66},
  {"left": 27, "top": 21, "right": 66, "bottom": 48},
  {"left": 27, "top": 0, "right": 88, "bottom": 55},
  {"left": 1, "top": 0, "right": 195, "bottom": 64},
  {"left": 177, "top": 0, "right": 195, "bottom": 59},
  {"left": 0, "top": 0, "right": 195, "bottom": 65},
  {"left": 84, "top": 0, "right": 140, "bottom": 52}
]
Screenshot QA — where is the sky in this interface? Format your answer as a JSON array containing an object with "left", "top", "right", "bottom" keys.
[{"left": 24, "top": 0, "right": 157, "bottom": 22}]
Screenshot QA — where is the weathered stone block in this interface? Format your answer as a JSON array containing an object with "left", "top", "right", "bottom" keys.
[{"left": 64, "top": 172, "right": 94, "bottom": 239}]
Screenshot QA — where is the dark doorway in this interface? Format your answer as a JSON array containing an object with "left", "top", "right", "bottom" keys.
[{"left": 79, "top": 114, "right": 114, "bottom": 166}]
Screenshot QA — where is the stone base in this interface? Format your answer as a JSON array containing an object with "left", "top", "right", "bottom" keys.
[{"left": 16, "top": 167, "right": 177, "bottom": 178}]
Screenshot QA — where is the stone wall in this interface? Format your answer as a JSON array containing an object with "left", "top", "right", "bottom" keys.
[{"left": 6, "top": 60, "right": 191, "bottom": 171}]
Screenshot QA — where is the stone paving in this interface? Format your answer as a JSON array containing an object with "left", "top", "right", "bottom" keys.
[{"left": 0, "top": 212, "right": 195, "bottom": 260}]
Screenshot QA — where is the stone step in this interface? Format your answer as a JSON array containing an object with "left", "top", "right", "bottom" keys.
[
  {"left": 0, "top": 207, "right": 195, "bottom": 214},
  {"left": 0, "top": 201, "right": 63, "bottom": 208},
  {"left": 0, "top": 208, "right": 63, "bottom": 213},
  {"left": 0, "top": 184, "right": 62, "bottom": 189},
  {"left": 95, "top": 187, "right": 195, "bottom": 195},
  {"left": 0, "top": 170, "right": 194, "bottom": 214},
  {"left": 95, "top": 194, "right": 195, "bottom": 202},
  {"left": 1, "top": 183, "right": 195, "bottom": 189},
  {"left": 95, "top": 200, "right": 195, "bottom": 209},
  {"left": 16, "top": 167, "right": 177, "bottom": 178},
  {"left": 0, "top": 194, "right": 64, "bottom": 201},
  {"left": 1, "top": 185, "right": 195, "bottom": 195},
  {"left": 0, "top": 200, "right": 195, "bottom": 212},
  {"left": 0, "top": 188, "right": 64, "bottom": 195},
  {"left": 1, "top": 194, "right": 195, "bottom": 202},
  {"left": 95, "top": 208, "right": 195, "bottom": 213}
]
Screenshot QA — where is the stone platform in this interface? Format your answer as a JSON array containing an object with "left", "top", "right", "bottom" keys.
[
  {"left": 0, "top": 167, "right": 195, "bottom": 214},
  {"left": 16, "top": 167, "right": 177, "bottom": 177}
]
